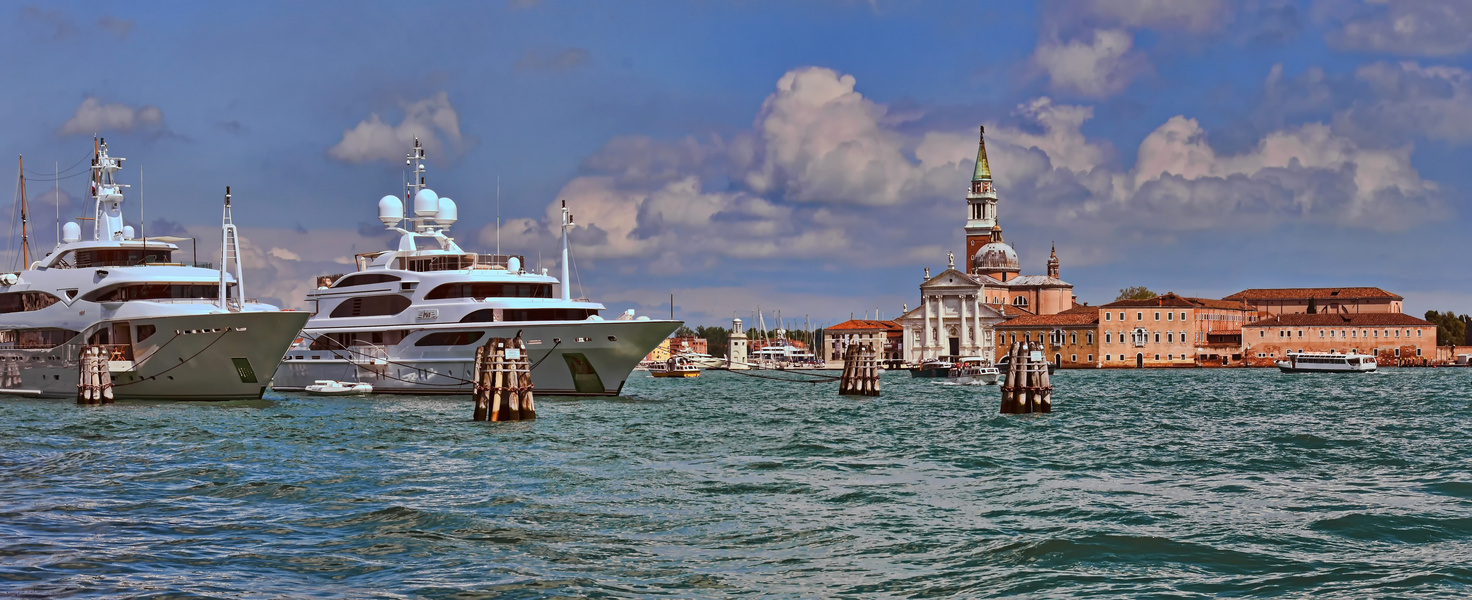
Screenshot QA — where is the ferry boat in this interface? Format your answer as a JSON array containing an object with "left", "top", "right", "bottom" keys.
[
  {"left": 271, "top": 140, "right": 680, "bottom": 396},
  {"left": 0, "top": 140, "right": 309, "bottom": 399},
  {"left": 1275, "top": 352, "right": 1378, "bottom": 373},
  {"left": 946, "top": 357, "right": 1000, "bottom": 385},
  {"left": 649, "top": 355, "right": 700, "bottom": 378},
  {"left": 908, "top": 357, "right": 952, "bottom": 378}
]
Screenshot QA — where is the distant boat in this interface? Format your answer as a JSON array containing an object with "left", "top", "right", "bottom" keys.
[
  {"left": 1276, "top": 352, "right": 1377, "bottom": 373},
  {"left": 946, "top": 357, "right": 999, "bottom": 385},
  {"left": 650, "top": 355, "right": 700, "bottom": 378},
  {"left": 304, "top": 380, "right": 374, "bottom": 395},
  {"left": 909, "top": 358, "right": 952, "bottom": 378}
]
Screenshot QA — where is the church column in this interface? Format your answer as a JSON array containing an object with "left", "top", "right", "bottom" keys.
[
  {"left": 974, "top": 294, "right": 983, "bottom": 356},
  {"left": 935, "top": 295, "right": 945, "bottom": 354},
  {"left": 960, "top": 295, "right": 970, "bottom": 352},
  {"left": 923, "top": 295, "right": 933, "bottom": 358}
]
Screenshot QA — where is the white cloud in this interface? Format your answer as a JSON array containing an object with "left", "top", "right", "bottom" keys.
[
  {"left": 328, "top": 92, "right": 466, "bottom": 163},
  {"left": 1320, "top": 0, "right": 1472, "bottom": 56},
  {"left": 1079, "top": 0, "right": 1232, "bottom": 32},
  {"left": 268, "top": 247, "right": 301, "bottom": 261},
  {"left": 1031, "top": 29, "right": 1147, "bottom": 98},
  {"left": 58, "top": 97, "right": 164, "bottom": 135}
]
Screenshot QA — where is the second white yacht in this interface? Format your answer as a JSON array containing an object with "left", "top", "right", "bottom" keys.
[
  {"left": 271, "top": 140, "right": 681, "bottom": 395},
  {"left": 0, "top": 140, "right": 309, "bottom": 399}
]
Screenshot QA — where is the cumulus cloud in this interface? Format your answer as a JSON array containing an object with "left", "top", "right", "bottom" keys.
[
  {"left": 514, "top": 48, "right": 590, "bottom": 71},
  {"left": 1336, "top": 61, "right": 1472, "bottom": 143},
  {"left": 58, "top": 97, "right": 165, "bottom": 136},
  {"left": 1031, "top": 29, "right": 1148, "bottom": 98},
  {"left": 1319, "top": 0, "right": 1472, "bottom": 56},
  {"left": 327, "top": 92, "right": 467, "bottom": 163}
]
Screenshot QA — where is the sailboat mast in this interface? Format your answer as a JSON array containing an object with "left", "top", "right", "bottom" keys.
[{"left": 17, "top": 155, "right": 30, "bottom": 266}]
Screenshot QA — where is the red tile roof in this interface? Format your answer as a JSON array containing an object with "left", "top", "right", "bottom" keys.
[
  {"left": 1244, "top": 313, "right": 1433, "bottom": 328},
  {"left": 998, "top": 310, "right": 1100, "bottom": 328},
  {"left": 1184, "top": 297, "right": 1252, "bottom": 310},
  {"left": 1224, "top": 287, "right": 1402, "bottom": 301},
  {"left": 826, "top": 319, "right": 901, "bottom": 332},
  {"left": 1102, "top": 292, "right": 1196, "bottom": 308}
]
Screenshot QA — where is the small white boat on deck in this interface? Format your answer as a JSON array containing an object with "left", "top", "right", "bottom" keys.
[
  {"left": 946, "top": 357, "right": 1000, "bottom": 385},
  {"left": 1276, "top": 352, "right": 1377, "bottom": 373},
  {"left": 304, "top": 380, "right": 374, "bottom": 395},
  {"left": 649, "top": 355, "right": 700, "bottom": 378}
]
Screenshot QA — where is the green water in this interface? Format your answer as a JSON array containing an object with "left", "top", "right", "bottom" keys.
[{"left": 2, "top": 368, "right": 1470, "bottom": 597}]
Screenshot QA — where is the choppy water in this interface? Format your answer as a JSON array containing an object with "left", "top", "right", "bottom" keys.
[{"left": 3, "top": 368, "right": 1472, "bottom": 598}]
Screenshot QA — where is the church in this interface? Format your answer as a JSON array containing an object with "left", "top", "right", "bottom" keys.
[{"left": 896, "top": 126, "right": 1076, "bottom": 363}]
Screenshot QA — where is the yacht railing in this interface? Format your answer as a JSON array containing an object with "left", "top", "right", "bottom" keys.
[{"left": 471, "top": 254, "right": 526, "bottom": 270}]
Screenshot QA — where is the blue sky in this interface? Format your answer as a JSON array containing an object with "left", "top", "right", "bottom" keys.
[{"left": 3, "top": 0, "right": 1471, "bottom": 327}]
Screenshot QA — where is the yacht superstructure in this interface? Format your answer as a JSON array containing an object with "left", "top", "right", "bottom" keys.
[
  {"left": 271, "top": 140, "right": 680, "bottom": 395},
  {"left": 0, "top": 140, "right": 309, "bottom": 399}
]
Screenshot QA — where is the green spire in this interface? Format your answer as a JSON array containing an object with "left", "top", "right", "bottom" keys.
[{"left": 972, "top": 125, "right": 991, "bottom": 181}]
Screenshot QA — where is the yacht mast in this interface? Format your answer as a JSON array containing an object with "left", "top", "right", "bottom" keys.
[
  {"left": 17, "top": 155, "right": 30, "bottom": 266},
  {"left": 560, "top": 199, "right": 572, "bottom": 302},
  {"left": 219, "top": 187, "right": 243, "bottom": 312}
]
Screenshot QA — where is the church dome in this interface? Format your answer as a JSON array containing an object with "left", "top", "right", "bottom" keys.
[{"left": 972, "top": 241, "right": 1020, "bottom": 273}]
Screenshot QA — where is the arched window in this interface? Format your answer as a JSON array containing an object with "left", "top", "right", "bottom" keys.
[
  {"left": 1131, "top": 328, "right": 1148, "bottom": 347},
  {"left": 0, "top": 291, "right": 61, "bottom": 313},
  {"left": 1050, "top": 329, "right": 1065, "bottom": 346},
  {"left": 330, "top": 295, "right": 412, "bottom": 318},
  {"left": 1012, "top": 296, "right": 1028, "bottom": 307},
  {"left": 333, "top": 273, "right": 401, "bottom": 288}
]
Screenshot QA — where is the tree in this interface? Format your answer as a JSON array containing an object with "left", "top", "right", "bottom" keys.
[
  {"left": 1116, "top": 286, "right": 1157, "bottom": 301},
  {"left": 695, "top": 325, "right": 730, "bottom": 358},
  {"left": 673, "top": 325, "right": 696, "bottom": 338},
  {"left": 1307, "top": 297, "right": 1317, "bottom": 314},
  {"left": 1425, "top": 310, "right": 1469, "bottom": 347}
]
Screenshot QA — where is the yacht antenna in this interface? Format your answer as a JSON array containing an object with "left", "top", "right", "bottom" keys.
[
  {"left": 219, "top": 186, "right": 243, "bottom": 311},
  {"left": 140, "top": 167, "right": 145, "bottom": 258},
  {"left": 54, "top": 160, "right": 59, "bottom": 248},
  {"left": 17, "top": 155, "right": 30, "bottom": 266},
  {"left": 560, "top": 199, "right": 572, "bottom": 302},
  {"left": 496, "top": 175, "right": 501, "bottom": 259}
]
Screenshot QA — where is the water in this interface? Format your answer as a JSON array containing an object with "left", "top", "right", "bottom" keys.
[{"left": 3, "top": 369, "right": 1472, "bottom": 598}]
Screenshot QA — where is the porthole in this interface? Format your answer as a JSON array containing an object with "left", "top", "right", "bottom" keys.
[{"left": 608, "top": 336, "right": 617, "bottom": 341}]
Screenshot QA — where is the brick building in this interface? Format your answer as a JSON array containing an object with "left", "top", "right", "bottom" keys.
[
  {"left": 669, "top": 336, "right": 708, "bottom": 356},
  {"left": 1223, "top": 287, "right": 1403, "bottom": 315},
  {"left": 823, "top": 319, "right": 903, "bottom": 364},
  {"left": 1241, "top": 313, "right": 1436, "bottom": 366},
  {"left": 993, "top": 306, "right": 1100, "bottom": 368}
]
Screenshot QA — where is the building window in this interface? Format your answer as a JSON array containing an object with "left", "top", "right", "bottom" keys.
[
  {"left": 1417, "top": 348, "right": 1423, "bottom": 356},
  {"left": 1154, "top": 354, "right": 1160, "bottom": 360},
  {"left": 1087, "top": 332, "right": 1093, "bottom": 344},
  {"left": 1417, "top": 330, "right": 1422, "bottom": 337},
  {"left": 1395, "top": 330, "right": 1400, "bottom": 337},
  {"left": 1071, "top": 354, "right": 1077, "bottom": 362},
  {"left": 1013, "top": 296, "right": 1028, "bottom": 307},
  {"left": 1298, "top": 330, "right": 1303, "bottom": 337},
  {"left": 1105, "top": 332, "right": 1112, "bottom": 344},
  {"left": 1105, "top": 312, "right": 1111, "bottom": 321},
  {"left": 1070, "top": 332, "right": 1077, "bottom": 345},
  {"left": 1259, "top": 331, "right": 1264, "bottom": 338},
  {"left": 1088, "top": 354, "right": 1094, "bottom": 361},
  {"left": 1131, "top": 329, "right": 1147, "bottom": 347},
  {"left": 1320, "top": 330, "right": 1325, "bottom": 338},
  {"left": 1121, "top": 312, "right": 1127, "bottom": 321},
  {"left": 1395, "top": 348, "right": 1401, "bottom": 357},
  {"left": 1154, "top": 332, "right": 1160, "bottom": 343},
  {"left": 1106, "top": 354, "right": 1111, "bottom": 361},
  {"left": 1168, "top": 354, "right": 1173, "bottom": 360},
  {"left": 1154, "top": 312, "right": 1161, "bottom": 321},
  {"left": 1137, "top": 312, "right": 1143, "bottom": 321},
  {"left": 1167, "top": 332, "right": 1173, "bottom": 343},
  {"left": 1180, "top": 312, "right": 1187, "bottom": 321},
  {"left": 1167, "top": 312, "right": 1173, "bottom": 321}
]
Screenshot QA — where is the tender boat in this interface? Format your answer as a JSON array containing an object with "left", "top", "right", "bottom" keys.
[
  {"left": 271, "top": 139, "right": 681, "bottom": 396},
  {"left": 0, "top": 140, "right": 309, "bottom": 400},
  {"left": 304, "top": 380, "right": 374, "bottom": 395},
  {"left": 649, "top": 355, "right": 700, "bottom": 378},
  {"left": 946, "top": 356, "right": 1000, "bottom": 385},
  {"left": 908, "top": 357, "right": 953, "bottom": 378},
  {"left": 1276, "top": 352, "right": 1377, "bottom": 373}
]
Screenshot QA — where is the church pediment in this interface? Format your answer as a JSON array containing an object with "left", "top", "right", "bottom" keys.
[{"left": 920, "top": 268, "right": 981, "bottom": 291}]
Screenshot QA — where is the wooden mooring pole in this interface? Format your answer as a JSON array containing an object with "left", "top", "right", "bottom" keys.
[
  {"left": 77, "top": 345, "right": 114, "bottom": 405},
  {"left": 838, "top": 344, "right": 880, "bottom": 396},
  {"left": 1001, "top": 341, "right": 1051, "bottom": 414},
  {"left": 472, "top": 332, "right": 536, "bottom": 422}
]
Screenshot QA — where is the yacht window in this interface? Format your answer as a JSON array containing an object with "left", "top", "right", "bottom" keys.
[
  {"left": 0, "top": 291, "right": 61, "bottom": 313},
  {"left": 414, "top": 331, "right": 486, "bottom": 346},
  {"left": 427, "top": 282, "right": 554, "bottom": 299},
  {"left": 84, "top": 284, "right": 231, "bottom": 302},
  {"left": 63, "top": 248, "right": 173, "bottom": 268},
  {"left": 136, "top": 324, "right": 157, "bottom": 342},
  {"left": 330, "top": 295, "right": 412, "bottom": 318},
  {"left": 0, "top": 328, "right": 79, "bottom": 350},
  {"left": 502, "top": 308, "right": 601, "bottom": 322},
  {"left": 333, "top": 273, "right": 401, "bottom": 288}
]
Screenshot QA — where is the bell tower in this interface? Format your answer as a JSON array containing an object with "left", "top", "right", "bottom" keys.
[
  {"left": 965, "top": 125, "right": 999, "bottom": 270},
  {"left": 1048, "top": 243, "right": 1060, "bottom": 278}
]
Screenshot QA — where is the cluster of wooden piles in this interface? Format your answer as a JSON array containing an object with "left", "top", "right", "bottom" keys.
[
  {"left": 77, "top": 345, "right": 114, "bottom": 405},
  {"left": 472, "top": 334, "right": 536, "bottom": 421},
  {"left": 838, "top": 344, "right": 880, "bottom": 396},
  {"left": 1000, "top": 341, "right": 1050, "bottom": 413}
]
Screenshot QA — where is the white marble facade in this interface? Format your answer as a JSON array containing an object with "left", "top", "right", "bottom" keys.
[{"left": 896, "top": 262, "right": 1008, "bottom": 363}]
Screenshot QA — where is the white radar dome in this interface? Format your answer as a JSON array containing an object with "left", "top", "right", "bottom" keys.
[
  {"left": 507, "top": 256, "right": 520, "bottom": 272},
  {"left": 378, "top": 195, "right": 404, "bottom": 226},
  {"left": 122, "top": 225, "right": 135, "bottom": 239},
  {"left": 62, "top": 222, "right": 81, "bottom": 243},
  {"left": 413, "top": 188, "right": 439, "bottom": 217},
  {"left": 436, "top": 197, "right": 457, "bottom": 226}
]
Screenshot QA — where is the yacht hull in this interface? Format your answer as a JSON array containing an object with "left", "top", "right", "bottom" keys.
[
  {"left": 0, "top": 311, "right": 310, "bottom": 400},
  {"left": 271, "top": 319, "right": 680, "bottom": 396}
]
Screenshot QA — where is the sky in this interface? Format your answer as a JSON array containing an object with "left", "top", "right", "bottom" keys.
[{"left": 3, "top": 0, "right": 1472, "bottom": 328}]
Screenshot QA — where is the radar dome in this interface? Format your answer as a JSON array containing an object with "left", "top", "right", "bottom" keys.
[
  {"left": 122, "top": 225, "right": 135, "bottom": 239},
  {"left": 507, "top": 256, "right": 520, "bottom": 272},
  {"left": 378, "top": 195, "right": 404, "bottom": 226},
  {"left": 413, "top": 188, "right": 439, "bottom": 217},
  {"left": 62, "top": 222, "right": 81, "bottom": 243},
  {"left": 436, "top": 197, "right": 458, "bottom": 226}
]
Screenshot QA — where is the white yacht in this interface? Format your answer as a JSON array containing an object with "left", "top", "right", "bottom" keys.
[
  {"left": 271, "top": 140, "right": 680, "bottom": 396},
  {"left": 1276, "top": 352, "right": 1378, "bottom": 373},
  {"left": 0, "top": 140, "right": 309, "bottom": 399},
  {"left": 946, "top": 357, "right": 1000, "bottom": 385}
]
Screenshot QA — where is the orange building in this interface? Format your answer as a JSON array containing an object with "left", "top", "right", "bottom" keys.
[
  {"left": 823, "top": 319, "right": 903, "bottom": 363},
  {"left": 670, "top": 336, "right": 708, "bottom": 356},
  {"left": 1223, "top": 287, "right": 1403, "bottom": 315},
  {"left": 1241, "top": 313, "right": 1436, "bottom": 366},
  {"left": 993, "top": 306, "right": 1100, "bottom": 368}
]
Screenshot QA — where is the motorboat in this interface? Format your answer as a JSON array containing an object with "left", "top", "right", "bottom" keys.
[
  {"left": 946, "top": 356, "right": 1000, "bottom": 385},
  {"left": 0, "top": 140, "right": 309, "bottom": 399},
  {"left": 1276, "top": 352, "right": 1377, "bottom": 373},
  {"left": 649, "top": 355, "right": 700, "bottom": 378},
  {"left": 271, "top": 139, "right": 681, "bottom": 396},
  {"left": 908, "top": 357, "right": 952, "bottom": 378},
  {"left": 304, "top": 380, "right": 374, "bottom": 395}
]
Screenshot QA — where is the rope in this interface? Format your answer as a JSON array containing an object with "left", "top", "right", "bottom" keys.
[
  {"left": 301, "top": 332, "right": 477, "bottom": 387},
  {"left": 113, "top": 327, "right": 233, "bottom": 387}
]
